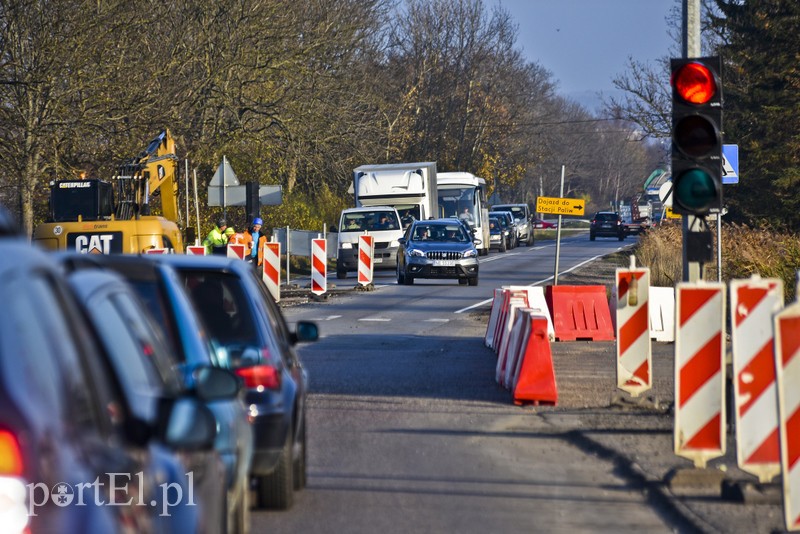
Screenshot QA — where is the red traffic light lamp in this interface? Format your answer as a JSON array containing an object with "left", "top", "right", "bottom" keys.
[{"left": 670, "top": 57, "right": 723, "bottom": 216}]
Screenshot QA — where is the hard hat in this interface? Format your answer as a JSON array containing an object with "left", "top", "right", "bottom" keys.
[
  {"left": 217, "top": 217, "right": 227, "bottom": 228},
  {"left": 252, "top": 217, "right": 263, "bottom": 226}
]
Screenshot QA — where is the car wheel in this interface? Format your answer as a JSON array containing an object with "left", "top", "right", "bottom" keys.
[
  {"left": 404, "top": 275, "right": 414, "bottom": 285},
  {"left": 257, "top": 426, "right": 294, "bottom": 510},
  {"left": 468, "top": 277, "right": 478, "bottom": 287},
  {"left": 527, "top": 233, "right": 534, "bottom": 246},
  {"left": 590, "top": 233, "right": 596, "bottom": 241},
  {"left": 618, "top": 234, "right": 625, "bottom": 241},
  {"left": 293, "top": 418, "right": 307, "bottom": 491},
  {"left": 500, "top": 240, "right": 506, "bottom": 253},
  {"left": 336, "top": 269, "right": 347, "bottom": 279},
  {"left": 396, "top": 264, "right": 405, "bottom": 285}
]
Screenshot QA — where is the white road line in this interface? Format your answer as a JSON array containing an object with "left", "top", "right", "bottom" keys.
[
  {"left": 358, "top": 317, "right": 392, "bottom": 322},
  {"left": 425, "top": 318, "right": 450, "bottom": 323},
  {"left": 310, "top": 315, "right": 342, "bottom": 321}
]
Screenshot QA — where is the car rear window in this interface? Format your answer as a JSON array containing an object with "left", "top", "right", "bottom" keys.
[{"left": 596, "top": 213, "right": 618, "bottom": 221}]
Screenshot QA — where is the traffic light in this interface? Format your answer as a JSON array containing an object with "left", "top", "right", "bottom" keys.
[{"left": 670, "top": 56, "right": 723, "bottom": 216}]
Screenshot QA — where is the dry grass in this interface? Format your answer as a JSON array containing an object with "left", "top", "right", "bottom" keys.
[{"left": 635, "top": 222, "right": 800, "bottom": 302}]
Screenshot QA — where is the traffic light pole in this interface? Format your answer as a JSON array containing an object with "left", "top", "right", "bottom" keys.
[{"left": 682, "top": 0, "right": 703, "bottom": 282}]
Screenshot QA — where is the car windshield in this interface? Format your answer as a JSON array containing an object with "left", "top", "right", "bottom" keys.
[
  {"left": 341, "top": 210, "right": 400, "bottom": 232},
  {"left": 412, "top": 224, "right": 468, "bottom": 242}
]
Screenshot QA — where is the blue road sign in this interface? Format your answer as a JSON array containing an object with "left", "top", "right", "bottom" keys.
[{"left": 722, "top": 144, "right": 739, "bottom": 184}]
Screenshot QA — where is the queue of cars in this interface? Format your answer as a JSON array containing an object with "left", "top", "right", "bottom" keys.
[{"left": 0, "top": 206, "right": 318, "bottom": 534}]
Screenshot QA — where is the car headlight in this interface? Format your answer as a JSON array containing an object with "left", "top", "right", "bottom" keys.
[
  {"left": 340, "top": 242, "right": 353, "bottom": 249},
  {"left": 463, "top": 249, "right": 477, "bottom": 258},
  {"left": 390, "top": 240, "right": 400, "bottom": 248},
  {"left": 410, "top": 249, "right": 426, "bottom": 257}
]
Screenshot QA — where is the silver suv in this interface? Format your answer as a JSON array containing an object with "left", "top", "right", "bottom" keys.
[
  {"left": 396, "top": 219, "right": 480, "bottom": 286},
  {"left": 491, "top": 203, "right": 533, "bottom": 246}
]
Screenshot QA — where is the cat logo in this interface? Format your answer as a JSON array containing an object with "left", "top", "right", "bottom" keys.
[{"left": 68, "top": 232, "right": 123, "bottom": 254}]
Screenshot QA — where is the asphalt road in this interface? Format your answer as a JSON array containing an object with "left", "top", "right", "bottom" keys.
[{"left": 254, "top": 232, "right": 788, "bottom": 533}]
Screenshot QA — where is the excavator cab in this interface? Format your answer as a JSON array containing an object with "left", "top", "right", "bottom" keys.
[{"left": 48, "top": 179, "right": 114, "bottom": 222}]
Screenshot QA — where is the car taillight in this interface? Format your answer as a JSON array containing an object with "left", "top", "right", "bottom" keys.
[
  {"left": 0, "top": 430, "right": 29, "bottom": 534},
  {"left": 0, "top": 430, "right": 23, "bottom": 476},
  {"left": 235, "top": 364, "right": 281, "bottom": 390}
]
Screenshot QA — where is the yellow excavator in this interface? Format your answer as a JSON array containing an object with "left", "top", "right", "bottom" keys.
[{"left": 33, "top": 129, "right": 188, "bottom": 253}]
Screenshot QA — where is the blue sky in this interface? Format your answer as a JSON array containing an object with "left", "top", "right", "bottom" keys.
[{"left": 495, "top": 0, "right": 678, "bottom": 109}]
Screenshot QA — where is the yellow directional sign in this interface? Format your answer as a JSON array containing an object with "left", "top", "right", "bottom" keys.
[
  {"left": 665, "top": 207, "right": 682, "bottom": 219},
  {"left": 536, "top": 196, "right": 585, "bottom": 216}
]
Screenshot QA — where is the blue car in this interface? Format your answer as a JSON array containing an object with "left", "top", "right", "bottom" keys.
[
  {"left": 149, "top": 254, "right": 318, "bottom": 511},
  {"left": 58, "top": 253, "right": 254, "bottom": 533}
]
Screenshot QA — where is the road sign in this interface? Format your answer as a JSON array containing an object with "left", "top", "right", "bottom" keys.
[
  {"left": 536, "top": 196, "right": 585, "bottom": 216},
  {"left": 665, "top": 207, "right": 682, "bottom": 219},
  {"left": 658, "top": 181, "right": 673, "bottom": 207},
  {"left": 722, "top": 144, "right": 739, "bottom": 184}
]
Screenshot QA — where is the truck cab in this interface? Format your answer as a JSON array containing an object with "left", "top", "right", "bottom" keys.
[{"left": 334, "top": 206, "right": 403, "bottom": 279}]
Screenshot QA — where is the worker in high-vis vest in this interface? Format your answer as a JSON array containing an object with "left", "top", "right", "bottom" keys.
[{"left": 203, "top": 217, "right": 229, "bottom": 255}]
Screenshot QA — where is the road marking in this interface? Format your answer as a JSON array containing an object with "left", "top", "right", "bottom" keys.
[
  {"left": 311, "top": 315, "right": 342, "bottom": 321},
  {"left": 425, "top": 318, "right": 449, "bottom": 323},
  {"left": 359, "top": 317, "right": 391, "bottom": 322}
]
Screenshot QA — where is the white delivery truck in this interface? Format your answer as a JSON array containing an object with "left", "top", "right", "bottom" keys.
[
  {"left": 334, "top": 206, "right": 403, "bottom": 279},
  {"left": 352, "top": 162, "right": 439, "bottom": 225}
]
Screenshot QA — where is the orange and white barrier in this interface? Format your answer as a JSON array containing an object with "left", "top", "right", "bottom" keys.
[
  {"left": 145, "top": 248, "right": 169, "bottom": 254},
  {"left": 615, "top": 259, "right": 651, "bottom": 397},
  {"left": 263, "top": 242, "right": 281, "bottom": 302},
  {"left": 545, "top": 285, "right": 615, "bottom": 341},
  {"left": 357, "top": 234, "right": 374, "bottom": 286},
  {"left": 504, "top": 285, "right": 554, "bottom": 341},
  {"left": 497, "top": 307, "right": 529, "bottom": 388},
  {"left": 311, "top": 238, "right": 327, "bottom": 295},
  {"left": 511, "top": 312, "right": 558, "bottom": 406},
  {"left": 730, "top": 277, "right": 783, "bottom": 483},
  {"left": 186, "top": 245, "right": 207, "bottom": 255},
  {"left": 774, "top": 297, "right": 800, "bottom": 531},
  {"left": 484, "top": 289, "right": 504, "bottom": 348},
  {"left": 649, "top": 287, "right": 675, "bottom": 342},
  {"left": 227, "top": 243, "right": 245, "bottom": 260},
  {"left": 492, "top": 289, "right": 528, "bottom": 353},
  {"left": 674, "top": 282, "right": 726, "bottom": 468},
  {"left": 496, "top": 298, "right": 529, "bottom": 383}
]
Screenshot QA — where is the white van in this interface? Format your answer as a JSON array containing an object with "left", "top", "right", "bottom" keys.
[{"left": 335, "top": 206, "right": 403, "bottom": 279}]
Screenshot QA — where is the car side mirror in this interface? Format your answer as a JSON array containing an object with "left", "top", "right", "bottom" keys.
[
  {"left": 473, "top": 238, "right": 482, "bottom": 246},
  {"left": 291, "top": 320, "right": 319, "bottom": 345},
  {"left": 158, "top": 396, "right": 217, "bottom": 451},
  {"left": 193, "top": 366, "right": 240, "bottom": 401},
  {"left": 398, "top": 237, "right": 406, "bottom": 245}
]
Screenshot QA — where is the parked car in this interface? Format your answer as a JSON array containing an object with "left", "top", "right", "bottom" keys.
[
  {"left": 590, "top": 211, "right": 626, "bottom": 241},
  {"left": 149, "top": 254, "right": 319, "bottom": 511},
  {"left": 0, "top": 226, "right": 224, "bottom": 533},
  {"left": 491, "top": 203, "right": 534, "bottom": 246},
  {"left": 397, "top": 218, "right": 480, "bottom": 286},
  {"left": 58, "top": 253, "right": 254, "bottom": 531},
  {"left": 488, "top": 217, "right": 507, "bottom": 253},
  {"left": 532, "top": 218, "right": 557, "bottom": 229},
  {"left": 488, "top": 211, "right": 517, "bottom": 249}
]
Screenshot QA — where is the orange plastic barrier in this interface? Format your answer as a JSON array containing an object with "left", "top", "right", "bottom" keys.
[
  {"left": 513, "top": 315, "right": 558, "bottom": 405},
  {"left": 545, "top": 285, "right": 615, "bottom": 341}
]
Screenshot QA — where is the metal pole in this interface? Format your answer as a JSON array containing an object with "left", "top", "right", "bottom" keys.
[
  {"left": 192, "top": 169, "right": 201, "bottom": 245},
  {"left": 682, "top": 0, "right": 703, "bottom": 282},
  {"left": 285, "top": 226, "right": 291, "bottom": 286},
  {"left": 717, "top": 215, "right": 722, "bottom": 282},
  {"left": 185, "top": 159, "right": 189, "bottom": 229},
  {"left": 222, "top": 155, "right": 227, "bottom": 221},
  {"left": 553, "top": 165, "right": 565, "bottom": 285}
]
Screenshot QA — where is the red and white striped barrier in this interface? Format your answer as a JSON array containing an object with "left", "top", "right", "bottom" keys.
[
  {"left": 730, "top": 277, "right": 784, "bottom": 483},
  {"left": 186, "top": 245, "right": 207, "bottom": 255},
  {"left": 674, "top": 282, "right": 726, "bottom": 468},
  {"left": 311, "top": 238, "right": 327, "bottom": 296},
  {"left": 227, "top": 243, "right": 245, "bottom": 260},
  {"left": 774, "top": 298, "right": 800, "bottom": 531},
  {"left": 262, "top": 242, "right": 281, "bottom": 302},
  {"left": 357, "top": 234, "right": 374, "bottom": 286},
  {"left": 615, "top": 260, "right": 651, "bottom": 397},
  {"left": 145, "top": 248, "right": 169, "bottom": 254},
  {"left": 504, "top": 285, "right": 555, "bottom": 341},
  {"left": 649, "top": 287, "right": 675, "bottom": 342}
]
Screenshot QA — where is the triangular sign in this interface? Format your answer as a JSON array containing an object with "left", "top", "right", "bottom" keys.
[{"left": 209, "top": 156, "right": 240, "bottom": 186}]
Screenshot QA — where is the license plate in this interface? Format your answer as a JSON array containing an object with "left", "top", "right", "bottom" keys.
[
  {"left": 433, "top": 260, "right": 456, "bottom": 267},
  {"left": 374, "top": 258, "right": 383, "bottom": 264}
]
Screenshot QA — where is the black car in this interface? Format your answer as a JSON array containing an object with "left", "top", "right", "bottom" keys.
[
  {"left": 396, "top": 218, "right": 480, "bottom": 286},
  {"left": 488, "top": 211, "right": 516, "bottom": 250},
  {"left": 590, "top": 211, "right": 626, "bottom": 241},
  {"left": 151, "top": 254, "right": 319, "bottom": 511}
]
